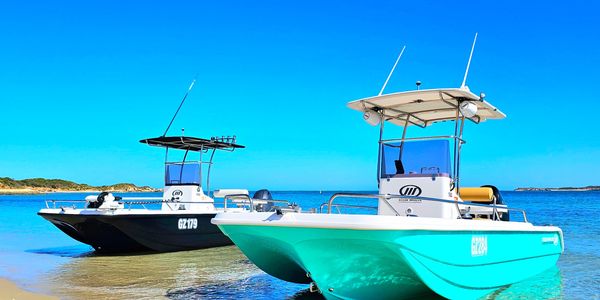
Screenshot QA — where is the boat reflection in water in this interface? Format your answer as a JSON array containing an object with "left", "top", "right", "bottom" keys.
[
  {"left": 43, "top": 249, "right": 560, "bottom": 300},
  {"left": 42, "top": 246, "right": 256, "bottom": 299},
  {"left": 485, "top": 266, "right": 563, "bottom": 300},
  {"left": 40, "top": 246, "right": 319, "bottom": 299}
]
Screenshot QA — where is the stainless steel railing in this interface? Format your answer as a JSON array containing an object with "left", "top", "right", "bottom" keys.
[
  {"left": 44, "top": 195, "right": 293, "bottom": 213},
  {"left": 222, "top": 194, "right": 293, "bottom": 212},
  {"left": 44, "top": 198, "right": 194, "bottom": 211},
  {"left": 44, "top": 197, "right": 164, "bottom": 209},
  {"left": 45, "top": 200, "right": 88, "bottom": 209},
  {"left": 320, "top": 192, "right": 528, "bottom": 223}
]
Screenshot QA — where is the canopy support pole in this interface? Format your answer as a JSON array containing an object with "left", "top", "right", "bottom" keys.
[
  {"left": 453, "top": 108, "right": 460, "bottom": 191},
  {"left": 206, "top": 149, "right": 216, "bottom": 195},
  {"left": 163, "top": 147, "right": 169, "bottom": 188},
  {"left": 399, "top": 117, "right": 410, "bottom": 160},
  {"left": 456, "top": 116, "right": 465, "bottom": 195},
  {"left": 179, "top": 149, "right": 190, "bottom": 184},
  {"left": 376, "top": 110, "right": 385, "bottom": 187}
]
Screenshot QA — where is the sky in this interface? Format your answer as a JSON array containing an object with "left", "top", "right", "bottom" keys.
[{"left": 0, "top": 0, "right": 598, "bottom": 191}]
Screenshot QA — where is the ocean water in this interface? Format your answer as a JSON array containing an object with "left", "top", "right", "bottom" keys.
[{"left": 0, "top": 191, "right": 598, "bottom": 299}]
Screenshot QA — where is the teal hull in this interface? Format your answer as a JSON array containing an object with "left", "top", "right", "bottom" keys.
[{"left": 217, "top": 224, "right": 562, "bottom": 299}]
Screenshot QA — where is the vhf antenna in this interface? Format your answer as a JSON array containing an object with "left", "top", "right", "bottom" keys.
[
  {"left": 379, "top": 46, "right": 406, "bottom": 96},
  {"left": 162, "top": 76, "right": 197, "bottom": 137},
  {"left": 461, "top": 33, "right": 478, "bottom": 89}
]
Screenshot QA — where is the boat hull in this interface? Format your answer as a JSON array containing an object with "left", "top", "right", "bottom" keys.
[
  {"left": 109, "top": 213, "right": 232, "bottom": 252},
  {"left": 38, "top": 212, "right": 146, "bottom": 253},
  {"left": 214, "top": 213, "right": 563, "bottom": 299},
  {"left": 39, "top": 211, "right": 232, "bottom": 253}
]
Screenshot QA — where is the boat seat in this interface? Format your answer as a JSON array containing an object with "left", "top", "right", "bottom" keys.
[
  {"left": 460, "top": 187, "right": 494, "bottom": 203},
  {"left": 394, "top": 160, "right": 405, "bottom": 174}
]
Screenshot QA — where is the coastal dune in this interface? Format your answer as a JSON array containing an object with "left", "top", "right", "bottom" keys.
[
  {"left": 0, "top": 177, "right": 159, "bottom": 195},
  {"left": 0, "top": 279, "right": 56, "bottom": 300}
]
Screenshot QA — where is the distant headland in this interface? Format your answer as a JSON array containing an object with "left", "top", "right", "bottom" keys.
[
  {"left": 515, "top": 186, "right": 599, "bottom": 192},
  {"left": 0, "top": 177, "right": 159, "bottom": 194}
]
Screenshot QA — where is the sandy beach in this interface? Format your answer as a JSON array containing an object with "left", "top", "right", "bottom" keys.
[{"left": 0, "top": 279, "right": 57, "bottom": 300}]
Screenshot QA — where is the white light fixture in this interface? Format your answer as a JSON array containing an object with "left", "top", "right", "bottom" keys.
[
  {"left": 459, "top": 101, "right": 478, "bottom": 118},
  {"left": 363, "top": 109, "right": 381, "bottom": 126}
]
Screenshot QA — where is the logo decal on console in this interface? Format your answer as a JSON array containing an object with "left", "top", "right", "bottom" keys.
[
  {"left": 172, "top": 190, "right": 183, "bottom": 197},
  {"left": 399, "top": 185, "right": 422, "bottom": 196}
]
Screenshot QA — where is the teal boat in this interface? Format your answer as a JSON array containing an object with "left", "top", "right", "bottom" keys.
[
  {"left": 215, "top": 212, "right": 562, "bottom": 299},
  {"left": 212, "top": 47, "right": 564, "bottom": 299}
]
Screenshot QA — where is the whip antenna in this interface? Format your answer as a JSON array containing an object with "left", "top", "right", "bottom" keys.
[
  {"left": 461, "top": 32, "right": 478, "bottom": 88},
  {"left": 162, "top": 77, "right": 197, "bottom": 136},
  {"left": 379, "top": 46, "right": 406, "bottom": 96}
]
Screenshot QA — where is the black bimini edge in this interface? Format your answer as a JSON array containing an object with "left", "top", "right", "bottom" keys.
[{"left": 140, "top": 136, "right": 245, "bottom": 151}]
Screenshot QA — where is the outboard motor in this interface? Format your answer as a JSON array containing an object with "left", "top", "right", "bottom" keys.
[
  {"left": 482, "top": 185, "right": 509, "bottom": 221},
  {"left": 86, "top": 192, "right": 123, "bottom": 209},
  {"left": 253, "top": 189, "right": 273, "bottom": 212},
  {"left": 88, "top": 192, "right": 108, "bottom": 208}
]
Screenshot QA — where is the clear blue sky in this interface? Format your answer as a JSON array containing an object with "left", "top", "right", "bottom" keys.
[{"left": 0, "top": 0, "right": 598, "bottom": 190}]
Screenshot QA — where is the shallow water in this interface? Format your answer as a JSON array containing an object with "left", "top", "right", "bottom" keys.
[{"left": 0, "top": 191, "right": 598, "bottom": 299}]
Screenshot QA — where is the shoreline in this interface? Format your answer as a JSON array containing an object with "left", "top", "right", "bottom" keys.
[{"left": 0, "top": 278, "right": 57, "bottom": 300}]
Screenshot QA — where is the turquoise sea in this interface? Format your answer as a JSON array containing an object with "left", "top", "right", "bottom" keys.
[{"left": 0, "top": 191, "right": 598, "bottom": 299}]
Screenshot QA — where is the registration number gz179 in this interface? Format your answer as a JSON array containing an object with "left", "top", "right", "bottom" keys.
[{"left": 178, "top": 218, "right": 198, "bottom": 230}]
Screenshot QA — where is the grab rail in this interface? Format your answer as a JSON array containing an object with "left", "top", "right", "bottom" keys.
[
  {"left": 45, "top": 198, "right": 208, "bottom": 210},
  {"left": 321, "top": 193, "right": 528, "bottom": 223},
  {"left": 45, "top": 200, "right": 87, "bottom": 209},
  {"left": 222, "top": 194, "right": 292, "bottom": 212},
  {"left": 45, "top": 195, "right": 294, "bottom": 213},
  {"left": 319, "top": 196, "right": 387, "bottom": 214},
  {"left": 44, "top": 197, "right": 164, "bottom": 209}
]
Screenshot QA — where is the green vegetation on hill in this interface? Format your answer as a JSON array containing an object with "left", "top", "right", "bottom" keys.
[
  {"left": 1, "top": 178, "right": 93, "bottom": 190},
  {"left": 0, "top": 177, "right": 157, "bottom": 192}
]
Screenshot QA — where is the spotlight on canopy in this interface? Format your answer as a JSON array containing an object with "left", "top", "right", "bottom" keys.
[{"left": 363, "top": 109, "right": 381, "bottom": 126}]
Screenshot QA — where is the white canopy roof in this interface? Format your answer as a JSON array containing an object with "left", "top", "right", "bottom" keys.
[{"left": 347, "top": 88, "right": 506, "bottom": 127}]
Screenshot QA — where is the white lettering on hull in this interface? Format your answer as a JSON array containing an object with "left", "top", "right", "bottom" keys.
[
  {"left": 471, "top": 235, "right": 488, "bottom": 256},
  {"left": 178, "top": 218, "right": 198, "bottom": 230}
]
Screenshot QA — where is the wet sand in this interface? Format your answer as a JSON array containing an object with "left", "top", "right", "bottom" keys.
[{"left": 0, "top": 279, "right": 57, "bottom": 300}]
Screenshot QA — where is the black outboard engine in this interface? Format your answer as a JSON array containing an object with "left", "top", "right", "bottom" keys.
[
  {"left": 88, "top": 192, "right": 109, "bottom": 209},
  {"left": 253, "top": 189, "right": 273, "bottom": 212},
  {"left": 481, "top": 185, "right": 509, "bottom": 221}
]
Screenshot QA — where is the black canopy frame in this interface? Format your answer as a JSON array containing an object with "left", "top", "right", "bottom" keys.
[
  {"left": 140, "top": 135, "right": 244, "bottom": 194},
  {"left": 140, "top": 136, "right": 245, "bottom": 152}
]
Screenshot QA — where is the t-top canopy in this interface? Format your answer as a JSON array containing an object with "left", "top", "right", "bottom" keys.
[
  {"left": 140, "top": 136, "right": 245, "bottom": 151},
  {"left": 347, "top": 88, "right": 506, "bottom": 127}
]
